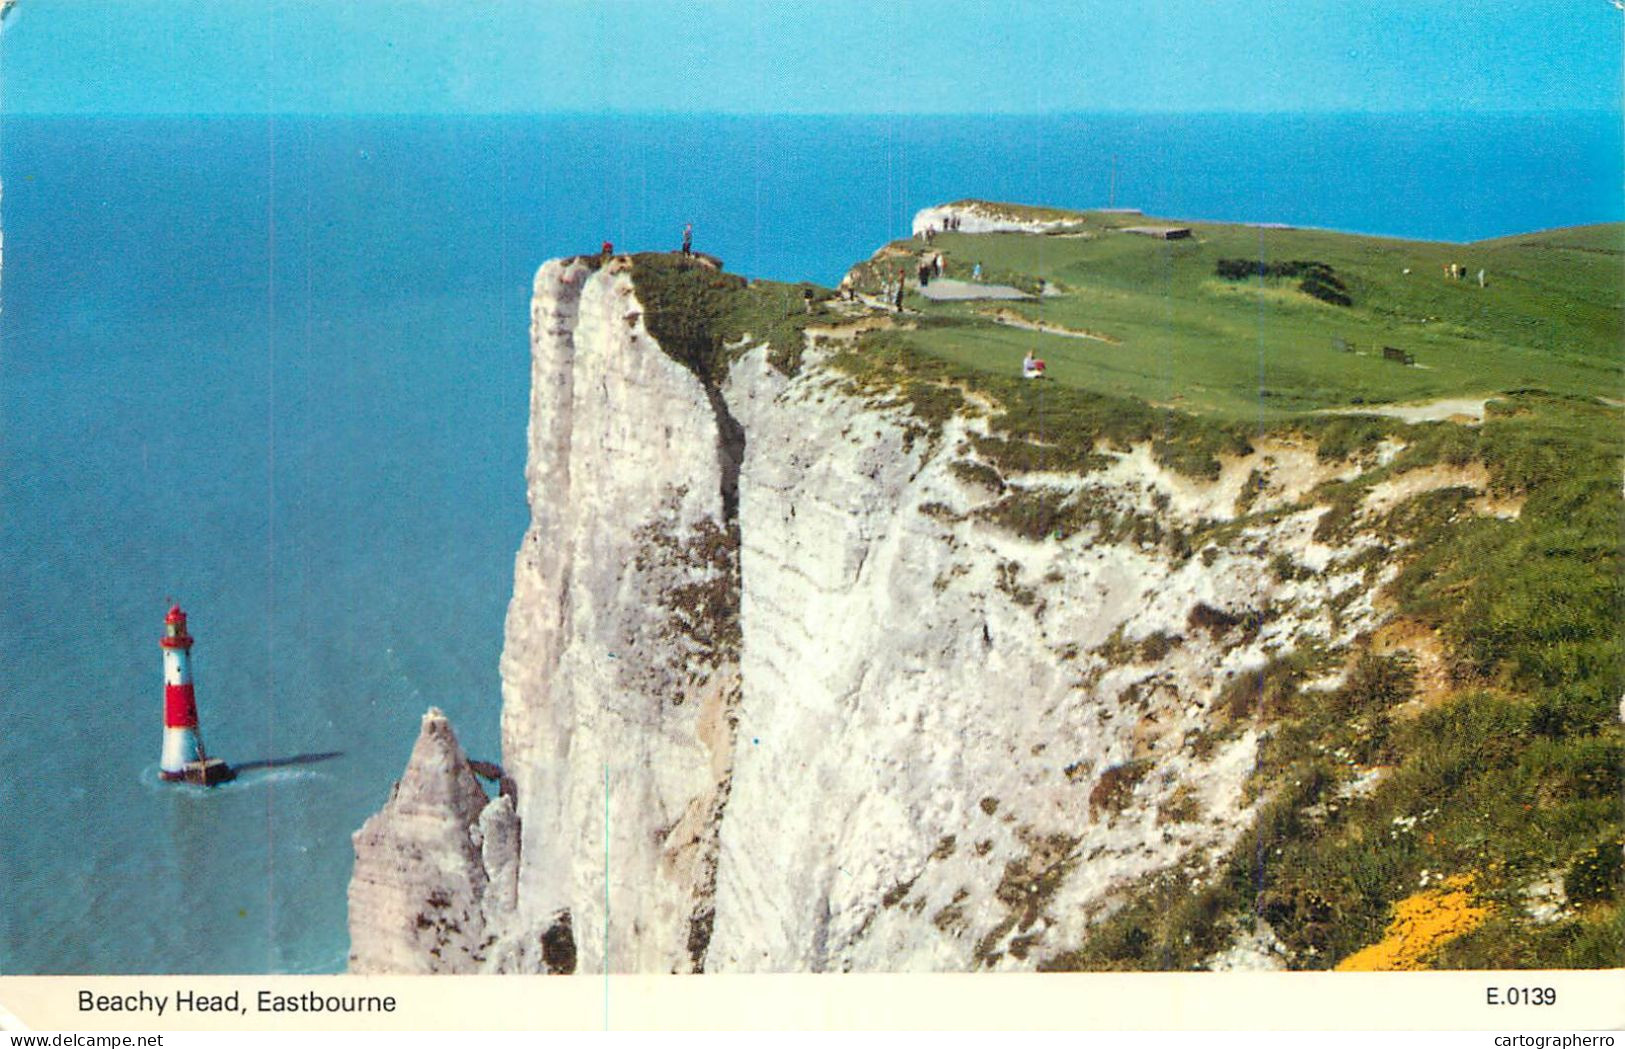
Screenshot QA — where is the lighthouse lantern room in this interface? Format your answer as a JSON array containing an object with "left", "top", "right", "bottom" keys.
[{"left": 159, "top": 605, "right": 233, "bottom": 786}]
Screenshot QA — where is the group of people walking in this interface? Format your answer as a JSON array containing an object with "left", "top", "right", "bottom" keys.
[
  {"left": 869, "top": 252, "right": 948, "bottom": 308},
  {"left": 917, "top": 252, "right": 946, "bottom": 287},
  {"left": 1444, "top": 261, "right": 1486, "bottom": 287},
  {"left": 867, "top": 266, "right": 913, "bottom": 311},
  {"left": 867, "top": 247, "right": 985, "bottom": 310}
]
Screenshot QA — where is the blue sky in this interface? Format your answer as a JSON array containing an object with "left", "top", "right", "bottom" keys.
[{"left": 2, "top": 0, "right": 1620, "bottom": 115}]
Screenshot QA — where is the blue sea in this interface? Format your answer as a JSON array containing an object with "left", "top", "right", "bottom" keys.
[{"left": 0, "top": 112, "right": 1618, "bottom": 974}]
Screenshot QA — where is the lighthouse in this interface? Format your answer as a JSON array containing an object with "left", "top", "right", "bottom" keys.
[{"left": 159, "top": 605, "right": 233, "bottom": 786}]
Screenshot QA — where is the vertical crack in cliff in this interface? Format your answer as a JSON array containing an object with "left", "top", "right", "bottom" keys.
[
  {"left": 683, "top": 378, "right": 743, "bottom": 974},
  {"left": 705, "top": 381, "right": 746, "bottom": 526}
]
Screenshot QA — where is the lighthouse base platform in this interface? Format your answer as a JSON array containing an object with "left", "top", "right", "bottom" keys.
[{"left": 161, "top": 758, "right": 235, "bottom": 787}]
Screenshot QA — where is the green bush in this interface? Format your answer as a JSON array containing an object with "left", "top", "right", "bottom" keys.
[
  {"left": 948, "top": 458, "right": 1006, "bottom": 492},
  {"left": 1313, "top": 416, "right": 1390, "bottom": 462},
  {"left": 1334, "top": 652, "right": 1418, "bottom": 717},
  {"left": 1565, "top": 839, "right": 1623, "bottom": 904}
]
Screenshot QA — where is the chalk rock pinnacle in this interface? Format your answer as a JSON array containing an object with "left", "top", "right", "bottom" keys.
[{"left": 347, "top": 707, "right": 512, "bottom": 973}]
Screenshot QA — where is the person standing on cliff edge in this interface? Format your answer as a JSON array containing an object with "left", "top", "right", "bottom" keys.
[{"left": 682, "top": 223, "right": 693, "bottom": 256}]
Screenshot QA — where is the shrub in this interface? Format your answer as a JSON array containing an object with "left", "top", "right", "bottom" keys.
[
  {"left": 630, "top": 253, "right": 828, "bottom": 380},
  {"left": 1314, "top": 417, "right": 1390, "bottom": 462},
  {"left": 1188, "top": 602, "right": 1268, "bottom": 642},
  {"left": 1334, "top": 652, "right": 1418, "bottom": 717},
  {"left": 1270, "top": 552, "right": 1316, "bottom": 582},
  {"left": 1560, "top": 907, "right": 1625, "bottom": 968},
  {"left": 1214, "top": 258, "right": 1352, "bottom": 306},
  {"left": 1218, "top": 651, "right": 1322, "bottom": 721},
  {"left": 1258, "top": 883, "right": 1338, "bottom": 951},
  {"left": 1138, "top": 631, "right": 1184, "bottom": 662},
  {"left": 1156, "top": 784, "right": 1203, "bottom": 825},
  {"left": 1090, "top": 760, "right": 1152, "bottom": 818},
  {"left": 980, "top": 486, "right": 1073, "bottom": 541},
  {"left": 948, "top": 458, "right": 1005, "bottom": 493},
  {"left": 1188, "top": 602, "right": 1242, "bottom": 636},
  {"left": 1565, "top": 839, "right": 1623, "bottom": 904}
]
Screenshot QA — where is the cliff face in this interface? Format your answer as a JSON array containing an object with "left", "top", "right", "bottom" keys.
[
  {"left": 496, "top": 257, "right": 742, "bottom": 973},
  {"left": 703, "top": 350, "right": 1381, "bottom": 971},
  {"left": 350, "top": 249, "right": 1441, "bottom": 974}
]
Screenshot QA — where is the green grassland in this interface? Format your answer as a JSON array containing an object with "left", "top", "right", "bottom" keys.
[
  {"left": 873, "top": 209, "right": 1619, "bottom": 418},
  {"left": 630, "top": 204, "right": 1623, "bottom": 970}
]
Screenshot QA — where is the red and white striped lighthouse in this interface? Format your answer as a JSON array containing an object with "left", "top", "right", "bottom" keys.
[{"left": 159, "top": 605, "right": 232, "bottom": 785}]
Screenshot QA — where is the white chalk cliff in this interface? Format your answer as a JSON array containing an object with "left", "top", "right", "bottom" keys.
[
  {"left": 912, "top": 201, "right": 1087, "bottom": 236},
  {"left": 349, "top": 233, "right": 1458, "bottom": 973}
]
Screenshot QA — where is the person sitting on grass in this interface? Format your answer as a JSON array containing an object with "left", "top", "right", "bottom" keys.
[{"left": 1022, "top": 350, "right": 1046, "bottom": 379}]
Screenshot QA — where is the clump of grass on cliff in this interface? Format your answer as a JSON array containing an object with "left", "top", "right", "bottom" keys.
[
  {"left": 971, "top": 482, "right": 1194, "bottom": 559},
  {"left": 628, "top": 253, "right": 832, "bottom": 379}
]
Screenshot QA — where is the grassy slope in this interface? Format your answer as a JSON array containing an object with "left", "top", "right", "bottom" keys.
[
  {"left": 873, "top": 211, "right": 1619, "bottom": 419},
  {"left": 632, "top": 206, "right": 1623, "bottom": 970}
]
